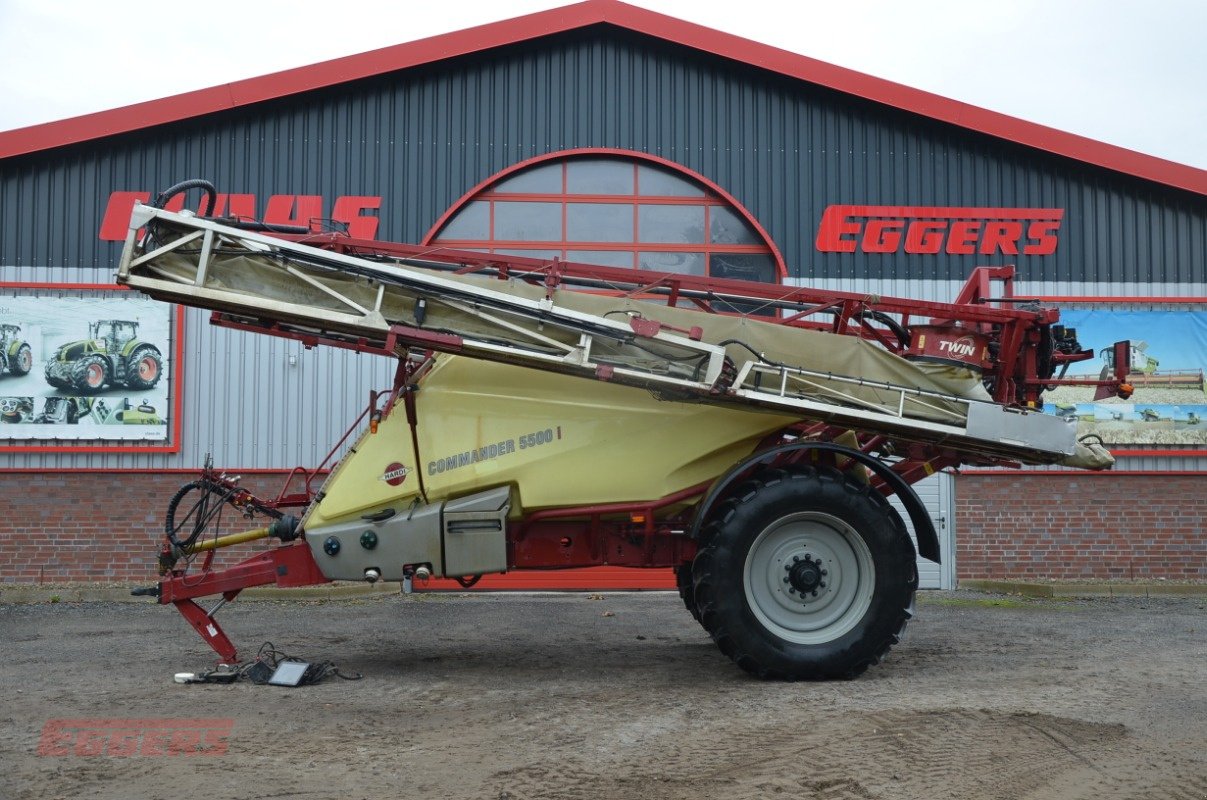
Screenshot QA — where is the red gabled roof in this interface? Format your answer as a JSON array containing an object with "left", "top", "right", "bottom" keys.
[{"left": 2, "top": 0, "right": 1204, "bottom": 196}]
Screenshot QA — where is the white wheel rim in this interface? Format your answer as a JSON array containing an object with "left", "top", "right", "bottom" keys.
[{"left": 742, "top": 511, "right": 875, "bottom": 645}]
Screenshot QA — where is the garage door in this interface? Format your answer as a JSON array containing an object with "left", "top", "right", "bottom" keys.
[
  {"left": 887, "top": 471, "right": 953, "bottom": 590},
  {"left": 425, "top": 472, "right": 953, "bottom": 591}
]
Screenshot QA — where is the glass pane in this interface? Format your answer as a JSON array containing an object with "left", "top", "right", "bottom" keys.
[
  {"left": 493, "top": 249, "right": 561, "bottom": 260},
  {"left": 566, "top": 159, "right": 634, "bottom": 195},
  {"left": 637, "top": 204, "right": 706, "bottom": 244},
  {"left": 566, "top": 203, "right": 633, "bottom": 242},
  {"left": 637, "top": 164, "right": 704, "bottom": 197},
  {"left": 565, "top": 250, "right": 635, "bottom": 268},
  {"left": 492, "top": 162, "right": 562, "bottom": 194},
  {"left": 710, "top": 253, "right": 777, "bottom": 283},
  {"left": 709, "top": 206, "right": 762, "bottom": 245},
  {"left": 434, "top": 200, "right": 489, "bottom": 240},
  {"left": 638, "top": 251, "right": 706, "bottom": 276},
  {"left": 493, "top": 201, "right": 562, "bottom": 241}
]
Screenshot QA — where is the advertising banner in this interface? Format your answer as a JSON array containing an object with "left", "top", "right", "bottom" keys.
[
  {"left": 0, "top": 288, "right": 176, "bottom": 445},
  {"left": 1042, "top": 308, "right": 1207, "bottom": 447}
]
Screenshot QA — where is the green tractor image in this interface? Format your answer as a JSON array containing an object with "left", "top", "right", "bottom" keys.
[
  {"left": 0, "top": 323, "right": 33, "bottom": 376},
  {"left": 44, "top": 319, "right": 163, "bottom": 394}
]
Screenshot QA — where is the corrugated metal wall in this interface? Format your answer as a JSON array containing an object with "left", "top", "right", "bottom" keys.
[{"left": 1, "top": 27, "right": 1204, "bottom": 470}]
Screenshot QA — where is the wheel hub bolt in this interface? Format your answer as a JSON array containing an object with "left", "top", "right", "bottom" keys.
[{"left": 786, "top": 554, "right": 826, "bottom": 598}]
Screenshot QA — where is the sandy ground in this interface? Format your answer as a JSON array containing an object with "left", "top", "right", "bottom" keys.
[{"left": 1, "top": 591, "right": 1205, "bottom": 800}]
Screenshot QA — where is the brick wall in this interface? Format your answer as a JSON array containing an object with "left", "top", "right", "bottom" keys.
[
  {"left": 0, "top": 472, "right": 302, "bottom": 583},
  {"left": 3, "top": 471, "right": 1204, "bottom": 584},
  {"left": 956, "top": 474, "right": 1206, "bottom": 581}
]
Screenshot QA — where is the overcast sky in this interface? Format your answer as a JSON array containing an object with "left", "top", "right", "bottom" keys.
[{"left": 0, "top": 0, "right": 1203, "bottom": 170}]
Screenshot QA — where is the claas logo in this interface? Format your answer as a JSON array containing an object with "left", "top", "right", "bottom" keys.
[{"left": 99, "top": 191, "right": 382, "bottom": 240}]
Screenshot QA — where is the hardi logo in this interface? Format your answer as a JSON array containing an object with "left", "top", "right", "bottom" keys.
[
  {"left": 815, "top": 205, "right": 1063, "bottom": 256},
  {"left": 380, "top": 462, "right": 410, "bottom": 486},
  {"left": 99, "top": 191, "right": 382, "bottom": 241}
]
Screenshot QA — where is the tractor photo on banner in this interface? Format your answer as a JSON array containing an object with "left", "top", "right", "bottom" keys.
[
  {"left": 1042, "top": 308, "right": 1207, "bottom": 446},
  {"left": 0, "top": 289, "right": 173, "bottom": 442}
]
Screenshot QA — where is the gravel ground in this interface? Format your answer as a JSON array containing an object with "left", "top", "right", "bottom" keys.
[{"left": 1, "top": 591, "right": 1205, "bottom": 800}]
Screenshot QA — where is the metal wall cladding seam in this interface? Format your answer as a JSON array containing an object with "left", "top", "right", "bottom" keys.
[{"left": 0, "top": 29, "right": 1205, "bottom": 471}]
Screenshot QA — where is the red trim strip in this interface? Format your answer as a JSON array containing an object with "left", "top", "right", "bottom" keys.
[
  {"left": 1036, "top": 296, "right": 1207, "bottom": 304},
  {"left": 422, "top": 567, "right": 675, "bottom": 591},
  {"left": 961, "top": 470, "right": 1207, "bottom": 476},
  {"left": 0, "top": 468, "right": 330, "bottom": 474},
  {"left": 0, "top": 1, "right": 1202, "bottom": 195},
  {"left": 436, "top": 241, "right": 771, "bottom": 253},
  {"left": 834, "top": 205, "right": 1064, "bottom": 220},
  {"left": 0, "top": 282, "right": 129, "bottom": 291}
]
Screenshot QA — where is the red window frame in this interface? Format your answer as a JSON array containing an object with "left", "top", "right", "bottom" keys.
[{"left": 423, "top": 148, "right": 788, "bottom": 281}]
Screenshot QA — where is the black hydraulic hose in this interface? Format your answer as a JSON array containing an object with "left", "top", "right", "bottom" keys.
[
  {"left": 163, "top": 479, "right": 236, "bottom": 550},
  {"left": 151, "top": 179, "right": 218, "bottom": 216},
  {"left": 716, "top": 338, "right": 790, "bottom": 369},
  {"left": 852, "top": 309, "right": 911, "bottom": 347}
]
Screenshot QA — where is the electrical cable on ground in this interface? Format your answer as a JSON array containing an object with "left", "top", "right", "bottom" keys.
[{"left": 185, "top": 641, "right": 363, "bottom": 686}]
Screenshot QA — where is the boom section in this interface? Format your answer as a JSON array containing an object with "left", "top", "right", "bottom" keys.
[{"left": 116, "top": 205, "right": 1088, "bottom": 465}]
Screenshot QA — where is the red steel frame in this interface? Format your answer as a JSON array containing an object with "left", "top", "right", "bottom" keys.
[{"left": 0, "top": 282, "right": 185, "bottom": 454}]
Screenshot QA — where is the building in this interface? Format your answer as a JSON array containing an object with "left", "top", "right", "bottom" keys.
[{"left": 1, "top": 0, "right": 1204, "bottom": 588}]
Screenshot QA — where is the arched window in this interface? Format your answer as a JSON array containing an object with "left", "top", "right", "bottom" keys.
[{"left": 424, "top": 151, "right": 785, "bottom": 283}]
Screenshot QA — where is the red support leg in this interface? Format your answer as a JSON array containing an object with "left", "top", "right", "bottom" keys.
[
  {"left": 159, "top": 542, "right": 330, "bottom": 662},
  {"left": 174, "top": 598, "right": 240, "bottom": 664}
]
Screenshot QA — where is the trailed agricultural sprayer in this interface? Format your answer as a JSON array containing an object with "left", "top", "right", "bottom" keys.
[{"left": 121, "top": 180, "right": 1131, "bottom": 679}]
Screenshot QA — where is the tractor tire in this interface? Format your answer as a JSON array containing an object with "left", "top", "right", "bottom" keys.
[
  {"left": 125, "top": 347, "right": 162, "bottom": 390},
  {"left": 679, "top": 471, "right": 782, "bottom": 627},
  {"left": 9, "top": 344, "right": 32, "bottom": 375},
  {"left": 676, "top": 563, "right": 700, "bottom": 622},
  {"left": 45, "top": 362, "right": 68, "bottom": 389},
  {"left": 692, "top": 466, "right": 917, "bottom": 680},
  {"left": 71, "top": 355, "right": 110, "bottom": 394}
]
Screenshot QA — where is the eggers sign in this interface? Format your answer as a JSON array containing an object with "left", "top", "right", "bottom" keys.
[{"left": 816, "top": 205, "right": 1063, "bottom": 256}]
